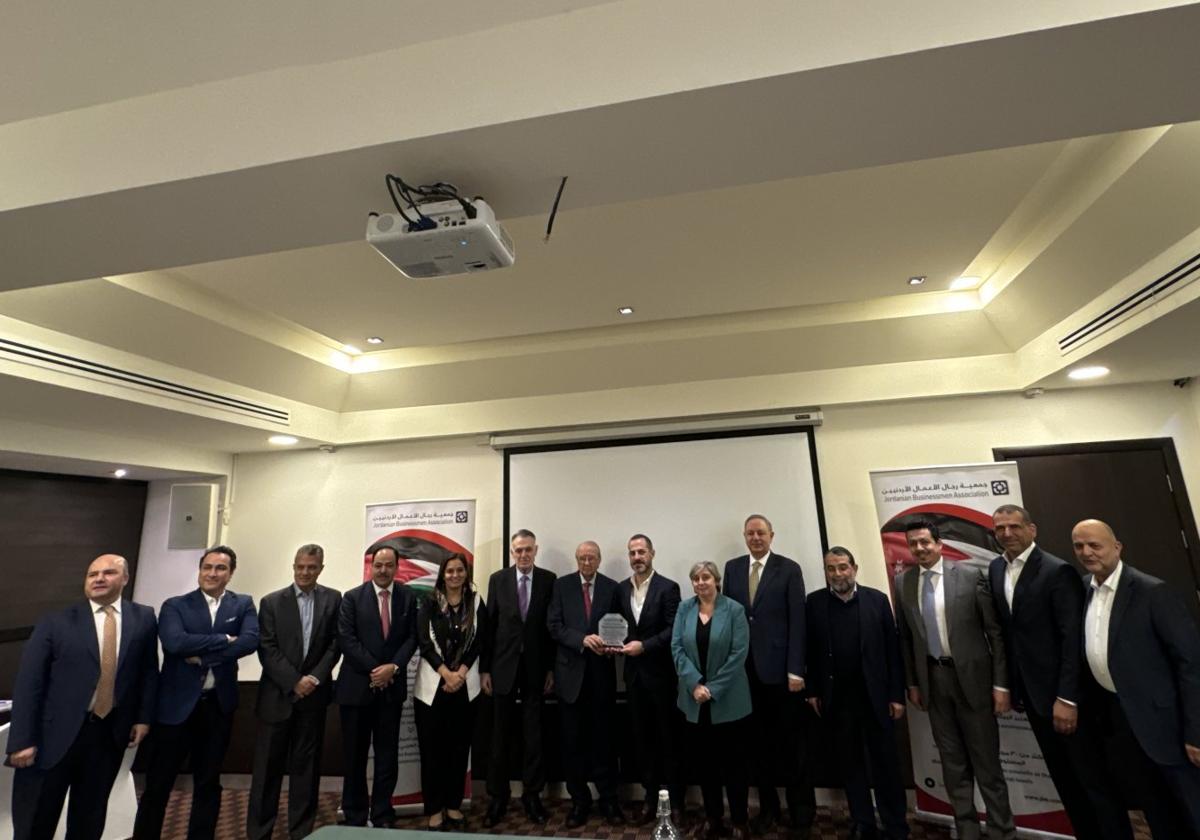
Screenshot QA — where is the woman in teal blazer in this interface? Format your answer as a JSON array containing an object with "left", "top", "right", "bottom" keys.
[{"left": 671, "top": 560, "right": 752, "bottom": 840}]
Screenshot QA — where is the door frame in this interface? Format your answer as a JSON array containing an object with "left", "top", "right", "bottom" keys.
[{"left": 993, "top": 437, "right": 1200, "bottom": 586}]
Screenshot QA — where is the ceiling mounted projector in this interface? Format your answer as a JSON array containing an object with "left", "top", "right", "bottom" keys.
[{"left": 366, "top": 196, "right": 515, "bottom": 279}]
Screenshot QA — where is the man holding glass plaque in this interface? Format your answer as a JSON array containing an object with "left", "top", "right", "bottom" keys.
[{"left": 547, "top": 540, "right": 624, "bottom": 827}]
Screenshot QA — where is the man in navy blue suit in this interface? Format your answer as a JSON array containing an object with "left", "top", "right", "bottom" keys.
[
  {"left": 548, "top": 540, "right": 624, "bottom": 828},
  {"left": 8, "top": 553, "right": 158, "bottom": 840},
  {"left": 132, "top": 545, "right": 259, "bottom": 840},
  {"left": 1072, "top": 519, "right": 1200, "bottom": 838},
  {"left": 336, "top": 545, "right": 418, "bottom": 828},
  {"left": 723, "top": 514, "right": 814, "bottom": 837},
  {"left": 617, "top": 534, "right": 684, "bottom": 824},
  {"left": 806, "top": 547, "right": 908, "bottom": 840}
]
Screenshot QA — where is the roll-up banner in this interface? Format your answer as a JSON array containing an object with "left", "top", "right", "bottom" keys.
[
  {"left": 364, "top": 498, "right": 477, "bottom": 809},
  {"left": 868, "top": 463, "right": 1072, "bottom": 838}
]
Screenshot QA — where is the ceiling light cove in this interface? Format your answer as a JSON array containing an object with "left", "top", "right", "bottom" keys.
[
  {"left": 617, "top": 306, "right": 635, "bottom": 316},
  {"left": 950, "top": 275, "right": 981, "bottom": 291},
  {"left": 268, "top": 434, "right": 300, "bottom": 446},
  {"left": 907, "top": 276, "right": 926, "bottom": 286},
  {"left": 366, "top": 336, "right": 384, "bottom": 345},
  {"left": 341, "top": 344, "right": 363, "bottom": 355},
  {"left": 1067, "top": 365, "right": 1110, "bottom": 381}
]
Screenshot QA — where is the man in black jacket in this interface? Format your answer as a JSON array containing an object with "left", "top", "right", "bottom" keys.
[
  {"left": 1073, "top": 518, "right": 1200, "bottom": 837},
  {"left": 987, "top": 505, "right": 1122, "bottom": 840},
  {"left": 480, "top": 529, "right": 556, "bottom": 826},
  {"left": 548, "top": 540, "right": 624, "bottom": 828},
  {"left": 617, "top": 534, "right": 684, "bottom": 824},
  {"left": 806, "top": 547, "right": 908, "bottom": 840},
  {"left": 246, "top": 544, "right": 341, "bottom": 840},
  {"left": 336, "top": 546, "right": 417, "bottom": 829}
]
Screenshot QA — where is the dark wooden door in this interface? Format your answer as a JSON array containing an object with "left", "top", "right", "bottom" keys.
[{"left": 994, "top": 438, "right": 1200, "bottom": 623}]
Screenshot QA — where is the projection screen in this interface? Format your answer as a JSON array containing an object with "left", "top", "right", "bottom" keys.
[{"left": 505, "top": 429, "right": 828, "bottom": 592}]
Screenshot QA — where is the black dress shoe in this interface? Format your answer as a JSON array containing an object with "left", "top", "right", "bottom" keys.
[
  {"left": 522, "top": 794, "right": 548, "bottom": 824},
  {"left": 750, "top": 810, "right": 779, "bottom": 835},
  {"left": 484, "top": 800, "right": 507, "bottom": 828},
  {"left": 566, "top": 803, "right": 591, "bottom": 828},
  {"left": 731, "top": 821, "right": 751, "bottom": 840},
  {"left": 847, "top": 825, "right": 879, "bottom": 840},
  {"left": 600, "top": 801, "right": 626, "bottom": 826},
  {"left": 444, "top": 813, "right": 465, "bottom": 831}
]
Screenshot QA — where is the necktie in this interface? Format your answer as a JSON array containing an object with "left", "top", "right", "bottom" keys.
[
  {"left": 583, "top": 580, "right": 592, "bottom": 621},
  {"left": 922, "top": 570, "right": 944, "bottom": 658},
  {"left": 748, "top": 560, "right": 762, "bottom": 604},
  {"left": 518, "top": 573, "right": 529, "bottom": 620},
  {"left": 379, "top": 589, "right": 391, "bottom": 639},
  {"left": 94, "top": 605, "right": 117, "bottom": 718}
]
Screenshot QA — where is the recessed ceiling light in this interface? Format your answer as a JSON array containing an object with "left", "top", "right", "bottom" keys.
[
  {"left": 341, "top": 344, "right": 362, "bottom": 355},
  {"left": 366, "top": 336, "right": 384, "bottom": 345},
  {"left": 113, "top": 468, "right": 128, "bottom": 478},
  {"left": 950, "top": 275, "right": 981, "bottom": 291},
  {"left": 617, "top": 306, "right": 635, "bottom": 315},
  {"left": 268, "top": 434, "right": 299, "bottom": 446},
  {"left": 1067, "top": 365, "right": 1110, "bottom": 381},
  {"left": 907, "top": 276, "right": 926, "bottom": 286}
]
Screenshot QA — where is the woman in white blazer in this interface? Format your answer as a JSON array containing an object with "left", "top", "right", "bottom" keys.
[{"left": 414, "top": 553, "right": 489, "bottom": 831}]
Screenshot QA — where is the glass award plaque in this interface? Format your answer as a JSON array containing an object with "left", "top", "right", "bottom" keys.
[{"left": 598, "top": 613, "right": 629, "bottom": 650}]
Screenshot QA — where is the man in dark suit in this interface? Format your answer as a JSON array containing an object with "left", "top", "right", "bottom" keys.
[
  {"left": 987, "top": 505, "right": 1124, "bottom": 840},
  {"left": 8, "top": 554, "right": 158, "bottom": 840},
  {"left": 133, "top": 545, "right": 259, "bottom": 840},
  {"left": 246, "top": 543, "right": 342, "bottom": 840},
  {"left": 548, "top": 540, "right": 624, "bottom": 827},
  {"left": 336, "top": 544, "right": 418, "bottom": 828},
  {"left": 617, "top": 534, "right": 684, "bottom": 824},
  {"left": 894, "top": 520, "right": 1014, "bottom": 840},
  {"left": 806, "top": 547, "right": 908, "bottom": 840},
  {"left": 723, "top": 514, "right": 814, "bottom": 837},
  {"left": 480, "top": 529, "right": 556, "bottom": 826},
  {"left": 1073, "top": 518, "right": 1200, "bottom": 838}
]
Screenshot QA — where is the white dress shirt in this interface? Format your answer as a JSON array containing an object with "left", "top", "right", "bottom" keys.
[
  {"left": 630, "top": 570, "right": 655, "bottom": 623},
  {"left": 203, "top": 591, "right": 223, "bottom": 690},
  {"left": 919, "top": 559, "right": 953, "bottom": 659},
  {"left": 1085, "top": 561, "right": 1123, "bottom": 693},
  {"left": 88, "top": 598, "right": 122, "bottom": 711},
  {"left": 1003, "top": 542, "right": 1037, "bottom": 609}
]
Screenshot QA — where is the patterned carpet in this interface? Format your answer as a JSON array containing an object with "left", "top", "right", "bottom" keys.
[{"left": 154, "top": 789, "right": 1152, "bottom": 839}]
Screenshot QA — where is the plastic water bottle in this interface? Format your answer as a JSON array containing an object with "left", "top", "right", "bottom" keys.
[{"left": 652, "top": 789, "right": 680, "bottom": 840}]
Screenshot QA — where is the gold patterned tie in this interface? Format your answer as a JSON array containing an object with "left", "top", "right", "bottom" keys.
[
  {"left": 94, "top": 605, "right": 117, "bottom": 718},
  {"left": 748, "top": 560, "right": 762, "bottom": 604}
]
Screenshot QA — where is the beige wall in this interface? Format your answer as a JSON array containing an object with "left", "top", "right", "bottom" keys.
[{"left": 220, "top": 380, "right": 1200, "bottom": 617}]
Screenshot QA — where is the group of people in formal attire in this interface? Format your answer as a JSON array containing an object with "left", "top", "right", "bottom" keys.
[{"left": 6, "top": 506, "right": 1200, "bottom": 840}]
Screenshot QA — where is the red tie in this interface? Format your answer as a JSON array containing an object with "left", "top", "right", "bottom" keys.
[
  {"left": 379, "top": 590, "right": 391, "bottom": 639},
  {"left": 583, "top": 580, "right": 592, "bottom": 621}
]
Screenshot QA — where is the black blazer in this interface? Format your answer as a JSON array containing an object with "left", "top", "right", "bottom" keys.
[
  {"left": 9, "top": 599, "right": 158, "bottom": 770},
  {"left": 723, "top": 553, "right": 807, "bottom": 684},
  {"left": 806, "top": 586, "right": 905, "bottom": 727},
  {"left": 547, "top": 572, "right": 620, "bottom": 704},
  {"left": 617, "top": 572, "right": 682, "bottom": 694},
  {"left": 1085, "top": 563, "right": 1200, "bottom": 766},
  {"left": 482, "top": 565, "right": 556, "bottom": 695},
  {"left": 417, "top": 592, "right": 488, "bottom": 672},
  {"left": 255, "top": 583, "right": 341, "bottom": 723},
  {"left": 335, "top": 581, "right": 418, "bottom": 705},
  {"left": 987, "top": 546, "right": 1084, "bottom": 717}
]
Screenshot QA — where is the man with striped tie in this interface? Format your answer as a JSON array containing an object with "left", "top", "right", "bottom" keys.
[{"left": 7, "top": 554, "right": 159, "bottom": 840}]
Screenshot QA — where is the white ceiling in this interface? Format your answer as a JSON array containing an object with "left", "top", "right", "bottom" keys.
[{"left": 1, "top": 2, "right": 1199, "bottom": 464}]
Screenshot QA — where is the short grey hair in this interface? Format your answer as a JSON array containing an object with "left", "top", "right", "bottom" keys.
[{"left": 688, "top": 560, "right": 722, "bottom": 584}]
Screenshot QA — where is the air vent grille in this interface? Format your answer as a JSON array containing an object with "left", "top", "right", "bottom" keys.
[
  {"left": 0, "top": 336, "right": 289, "bottom": 423},
  {"left": 1059, "top": 251, "right": 1200, "bottom": 354}
]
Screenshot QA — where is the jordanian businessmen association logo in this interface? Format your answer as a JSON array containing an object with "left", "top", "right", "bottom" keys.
[
  {"left": 455, "top": 510, "right": 469, "bottom": 523},
  {"left": 990, "top": 480, "right": 1010, "bottom": 496}
]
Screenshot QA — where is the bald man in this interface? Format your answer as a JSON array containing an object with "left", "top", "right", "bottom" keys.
[
  {"left": 547, "top": 541, "right": 624, "bottom": 827},
  {"left": 1073, "top": 519, "right": 1200, "bottom": 838},
  {"left": 7, "top": 555, "right": 159, "bottom": 840}
]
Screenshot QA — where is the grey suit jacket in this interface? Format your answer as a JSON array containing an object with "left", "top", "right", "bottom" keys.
[
  {"left": 895, "top": 561, "right": 1007, "bottom": 713},
  {"left": 255, "top": 583, "right": 341, "bottom": 723}
]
